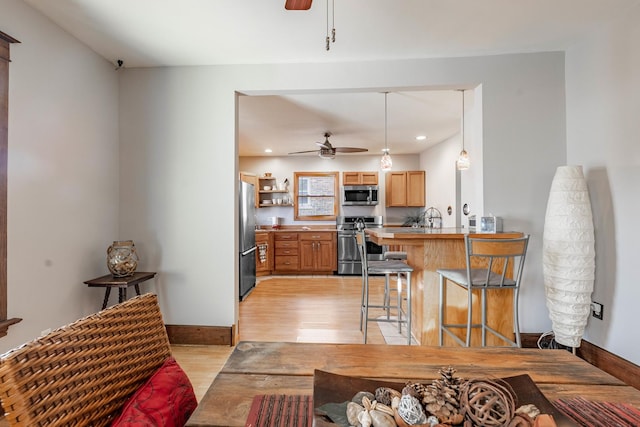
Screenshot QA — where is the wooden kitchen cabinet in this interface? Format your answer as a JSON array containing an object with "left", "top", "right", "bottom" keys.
[
  {"left": 240, "top": 172, "right": 259, "bottom": 207},
  {"left": 255, "top": 231, "right": 273, "bottom": 276},
  {"left": 342, "top": 171, "right": 378, "bottom": 186},
  {"left": 273, "top": 233, "right": 299, "bottom": 272},
  {"left": 385, "top": 170, "right": 425, "bottom": 207},
  {"left": 299, "top": 232, "right": 337, "bottom": 272}
]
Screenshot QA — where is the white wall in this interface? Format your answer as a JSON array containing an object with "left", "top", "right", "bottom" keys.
[
  {"left": 0, "top": 0, "right": 120, "bottom": 352},
  {"left": 118, "top": 52, "right": 566, "bottom": 337},
  {"left": 565, "top": 3, "right": 640, "bottom": 364},
  {"left": 419, "top": 136, "right": 459, "bottom": 228}
]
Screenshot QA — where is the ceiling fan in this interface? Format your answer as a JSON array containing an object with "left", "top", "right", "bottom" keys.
[
  {"left": 288, "top": 133, "right": 368, "bottom": 159},
  {"left": 285, "top": 0, "right": 312, "bottom": 10}
]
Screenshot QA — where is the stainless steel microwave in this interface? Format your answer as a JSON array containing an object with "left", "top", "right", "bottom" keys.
[{"left": 342, "top": 186, "right": 379, "bottom": 206}]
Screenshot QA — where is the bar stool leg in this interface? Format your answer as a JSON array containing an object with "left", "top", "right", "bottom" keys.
[
  {"left": 363, "top": 273, "right": 370, "bottom": 344},
  {"left": 384, "top": 273, "right": 391, "bottom": 319},
  {"left": 465, "top": 284, "right": 473, "bottom": 347},
  {"left": 406, "top": 272, "right": 412, "bottom": 345},
  {"left": 481, "top": 288, "right": 488, "bottom": 347},
  {"left": 514, "top": 288, "right": 521, "bottom": 347},
  {"left": 359, "top": 272, "right": 365, "bottom": 331},
  {"left": 396, "top": 274, "right": 402, "bottom": 333},
  {"left": 439, "top": 275, "right": 445, "bottom": 346}
]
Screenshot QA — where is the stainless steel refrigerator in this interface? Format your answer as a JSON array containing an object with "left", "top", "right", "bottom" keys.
[{"left": 239, "top": 181, "right": 257, "bottom": 300}]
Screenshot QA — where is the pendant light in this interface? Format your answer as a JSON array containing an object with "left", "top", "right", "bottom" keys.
[
  {"left": 456, "top": 89, "right": 470, "bottom": 170},
  {"left": 381, "top": 92, "right": 392, "bottom": 172}
]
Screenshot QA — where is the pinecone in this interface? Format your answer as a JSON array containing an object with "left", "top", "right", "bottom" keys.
[
  {"left": 374, "top": 387, "right": 402, "bottom": 406},
  {"left": 422, "top": 366, "right": 463, "bottom": 419},
  {"left": 402, "top": 381, "right": 428, "bottom": 400}
]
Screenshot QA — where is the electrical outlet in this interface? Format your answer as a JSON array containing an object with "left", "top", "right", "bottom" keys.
[{"left": 591, "top": 302, "right": 603, "bottom": 320}]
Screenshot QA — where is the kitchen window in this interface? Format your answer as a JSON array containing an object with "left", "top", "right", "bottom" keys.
[{"left": 293, "top": 172, "right": 338, "bottom": 221}]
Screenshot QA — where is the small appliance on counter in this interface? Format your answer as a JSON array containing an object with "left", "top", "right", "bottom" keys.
[
  {"left": 469, "top": 215, "right": 503, "bottom": 233},
  {"left": 270, "top": 216, "right": 282, "bottom": 229}
]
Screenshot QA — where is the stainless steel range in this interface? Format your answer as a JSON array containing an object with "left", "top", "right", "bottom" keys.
[{"left": 336, "top": 216, "right": 385, "bottom": 275}]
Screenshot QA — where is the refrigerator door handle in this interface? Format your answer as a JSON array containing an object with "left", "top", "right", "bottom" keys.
[{"left": 241, "top": 246, "right": 257, "bottom": 256}]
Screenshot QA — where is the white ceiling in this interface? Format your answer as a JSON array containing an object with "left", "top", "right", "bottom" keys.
[{"left": 23, "top": 0, "right": 639, "bottom": 156}]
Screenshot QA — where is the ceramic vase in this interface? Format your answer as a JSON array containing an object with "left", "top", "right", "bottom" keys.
[
  {"left": 542, "top": 166, "right": 595, "bottom": 348},
  {"left": 107, "top": 240, "right": 139, "bottom": 277}
]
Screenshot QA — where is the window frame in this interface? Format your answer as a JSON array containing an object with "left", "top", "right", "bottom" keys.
[{"left": 293, "top": 171, "right": 339, "bottom": 221}]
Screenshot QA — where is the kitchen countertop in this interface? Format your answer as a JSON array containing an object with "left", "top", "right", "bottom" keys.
[
  {"left": 367, "top": 226, "right": 522, "bottom": 241},
  {"left": 255, "top": 227, "right": 337, "bottom": 232}
]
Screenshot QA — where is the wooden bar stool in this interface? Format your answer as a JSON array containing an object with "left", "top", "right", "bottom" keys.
[
  {"left": 438, "top": 235, "right": 529, "bottom": 347},
  {"left": 357, "top": 229, "right": 413, "bottom": 345}
]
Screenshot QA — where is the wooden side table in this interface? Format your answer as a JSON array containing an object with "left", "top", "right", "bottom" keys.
[{"left": 84, "top": 272, "right": 157, "bottom": 309}]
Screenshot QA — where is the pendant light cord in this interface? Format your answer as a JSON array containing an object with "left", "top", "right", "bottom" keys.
[
  {"left": 326, "top": 0, "right": 330, "bottom": 50},
  {"left": 384, "top": 92, "right": 388, "bottom": 152},
  {"left": 461, "top": 90, "right": 465, "bottom": 151},
  {"left": 332, "top": 0, "right": 336, "bottom": 42},
  {"left": 326, "top": 0, "right": 336, "bottom": 50}
]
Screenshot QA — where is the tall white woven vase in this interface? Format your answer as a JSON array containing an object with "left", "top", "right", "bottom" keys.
[{"left": 543, "top": 165, "right": 595, "bottom": 348}]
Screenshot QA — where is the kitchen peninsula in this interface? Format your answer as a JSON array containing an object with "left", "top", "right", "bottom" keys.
[{"left": 366, "top": 227, "right": 524, "bottom": 346}]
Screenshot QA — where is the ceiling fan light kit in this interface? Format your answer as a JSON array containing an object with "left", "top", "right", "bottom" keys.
[
  {"left": 288, "top": 132, "right": 368, "bottom": 159},
  {"left": 456, "top": 89, "right": 470, "bottom": 171}
]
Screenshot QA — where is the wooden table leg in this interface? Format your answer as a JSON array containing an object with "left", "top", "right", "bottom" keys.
[
  {"left": 119, "top": 288, "right": 126, "bottom": 304},
  {"left": 134, "top": 284, "right": 141, "bottom": 295},
  {"left": 102, "top": 288, "right": 111, "bottom": 310}
]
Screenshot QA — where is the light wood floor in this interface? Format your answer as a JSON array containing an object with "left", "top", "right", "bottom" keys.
[{"left": 172, "top": 274, "right": 395, "bottom": 401}]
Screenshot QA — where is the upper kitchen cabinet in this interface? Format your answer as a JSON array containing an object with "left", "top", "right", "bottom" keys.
[
  {"left": 385, "top": 171, "right": 425, "bottom": 207},
  {"left": 240, "top": 172, "right": 259, "bottom": 207},
  {"left": 342, "top": 171, "right": 378, "bottom": 186}
]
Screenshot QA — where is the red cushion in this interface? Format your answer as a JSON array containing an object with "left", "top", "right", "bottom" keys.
[{"left": 111, "top": 357, "right": 198, "bottom": 427}]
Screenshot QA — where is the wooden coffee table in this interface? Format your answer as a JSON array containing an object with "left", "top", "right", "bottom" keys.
[{"left": 186, "top": 341, "right": 640, "bottom": 426}]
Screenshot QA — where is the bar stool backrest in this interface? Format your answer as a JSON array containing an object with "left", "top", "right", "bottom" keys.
[{"left": 464, "top": 235, "right": 530, "bottom": 288}]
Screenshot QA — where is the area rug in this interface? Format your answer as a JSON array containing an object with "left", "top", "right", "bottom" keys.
[{"left": 376, "top": 315, "right": 418, "bottom": 345}]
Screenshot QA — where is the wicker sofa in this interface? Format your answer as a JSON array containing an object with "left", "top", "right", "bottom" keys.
[{"left": 0, "top": 293, "right": 189, "bottom": 426}]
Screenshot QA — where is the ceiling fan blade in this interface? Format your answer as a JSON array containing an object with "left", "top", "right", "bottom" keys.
[
  {"left": 285, "top": 0, "right": 312, "bottom": 10},
  {"left": 316, "top": 140, "right": 331, "bottom": 149},
  {"left": 288, "top": 149, "right": 320, "bottom": 155},
  {"left": 334, "top": 147, "right": 369, "bottom": 153}
]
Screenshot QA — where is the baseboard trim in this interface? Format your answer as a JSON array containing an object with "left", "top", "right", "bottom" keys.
[
  {"left": 521, "top": 333, "right": 640, "bottom": 391},
  {"left": 166, "top": 324, "right": 233, "bottom": 346}
]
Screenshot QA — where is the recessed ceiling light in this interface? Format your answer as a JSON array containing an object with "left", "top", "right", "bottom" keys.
[
  {"left": 415, "top": 135, "right": 427, "bottom": 141},
  {"left": 264, "top": 148, "right": 273, "bottom": 153}
]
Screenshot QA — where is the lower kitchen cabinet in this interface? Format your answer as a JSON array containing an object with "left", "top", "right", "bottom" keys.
[
  {"left": 299, "top": 232, "right": 337, "bottom": 272},
  {"left": 274, "top": 232, "right": 299, "bottom": 272},
  {"left": 255, "top": 231, "right": 273, "bottom": 276},
  {"left": 270, "top": 230, "right": 337, "bottom": 274}
]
